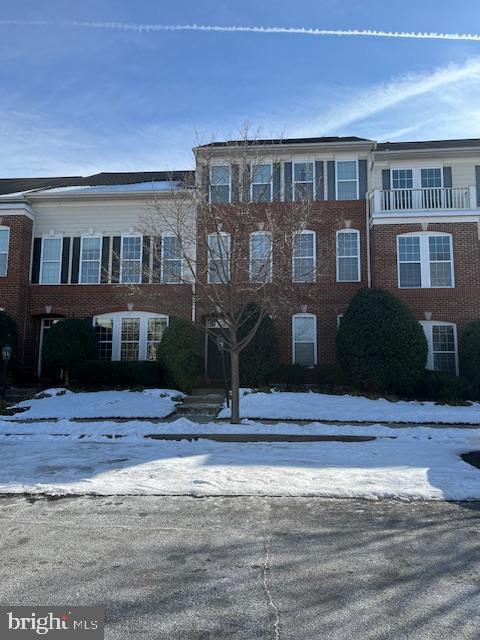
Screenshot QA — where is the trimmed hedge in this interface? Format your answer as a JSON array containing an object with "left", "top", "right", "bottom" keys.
[
  {"left": 0, "top": 311, "right": 18, "bottom": 360},
  {"left": 72, "top": 360, "right": 166, "bottom": 389},
  {"left": 336, "top": 288, "right": 428, "bottom": 395},
  {"left": 239, "top": 304, "right": 280, "bottom": 387},
  {"left": 157, "top": 319, "right": 204, "bottom": 392},
  {"left": 460, "top": 320, "right": 480, "bottom": 387},
  {"left": 415, "top": 370, "right": 473, "bottom": 403},
  {"left": 43, "top": 318, "right": 96, "bottom": 383}
]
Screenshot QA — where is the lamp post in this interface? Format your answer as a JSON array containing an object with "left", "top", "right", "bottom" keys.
[
  {"left": 217, "top": 337, "right": 230, "bottom": 409},
  {"left": 1, "top": 344, "right": 12, "bottom": 402}
]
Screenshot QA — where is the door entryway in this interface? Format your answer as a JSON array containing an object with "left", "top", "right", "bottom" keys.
[{"left": 37, "top": 317, "right": 62, "bottom": 379}]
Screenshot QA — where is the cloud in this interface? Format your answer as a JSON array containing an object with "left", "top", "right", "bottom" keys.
[{"left": 1, "top": 20, "right": 480, "bottom": 43}]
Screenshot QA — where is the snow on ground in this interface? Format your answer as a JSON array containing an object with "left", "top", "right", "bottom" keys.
[
  {"left": 0, "top": 418, "right": 479, "bottom": 500},
  {"left": 218, "top": 390, "right": 480, "bottom": 424},
  {"left": 5, "top": 389, "right": 184, "bottom": 420}
]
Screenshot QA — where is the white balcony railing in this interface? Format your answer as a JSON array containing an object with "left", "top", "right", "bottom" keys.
[{"left": 372, "top": 186, "right": 477, "bottom": 214}]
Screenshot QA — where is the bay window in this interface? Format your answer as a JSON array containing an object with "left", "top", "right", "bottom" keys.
[{"left": 93, "top": 312, "right": 169, "bottom": 361}]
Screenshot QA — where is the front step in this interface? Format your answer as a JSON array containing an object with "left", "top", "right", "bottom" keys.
[
  {"left": 175, "top": 404, "right": 220, "bottom": 416},
  {"left": 174, "top": 389, "right": 226, "bottom": 418}
]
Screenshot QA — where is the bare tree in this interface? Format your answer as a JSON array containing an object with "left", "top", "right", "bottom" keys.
[{"left": 136, "top": 127, "right": 333, "bottom": 423}]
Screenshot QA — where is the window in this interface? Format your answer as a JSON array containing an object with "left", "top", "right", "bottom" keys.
[
  {"left": 147, "top": 317, "right": 168, "bottom": 360},
  {"left": 210, "top": 165, "right": 230, "bottom": 203},
  {"left": 161, "top": 235, "right": 182, "bottom": 283},
  {"left": 336, "top": 161, "right": 358, "bottom": 200},
  {"left": 121, "top": 236, "right": 142, "bottom": 284},
  {"left": 0, "top": 228, "right": 9, "bottom": 276},
  {"left": 336, "top": 314, "right": 344, "bottom": 330},
  {"left": 251, "top": 164, "right": 272, "bottom": 202},
  {"left": 250, "top": 232, "right": 272, "bottom": 283},
  {"left": 40, "top": 237, "right": 62, "bottom": 284},
  {"left": 80, "top": 236, "right": 102, "bottom": 284},
  {"left": 397, "top": 233, "right": 453, "bottom": 289},
  {"left": 421, "top": 168, "right": 442, "bottom": 188},
  {"left": 93, "top": 312, "right": 169, "bottom": 361},
  {"left": 293, "top": 162, "right": 314, "bottom": 201},
  {"left": 95, "top": 317, "right": 113, "bottom": 360},
  {"left": 292, "top": 314, "right": 317, "bottom": 367},
  {"left": 421, "top": 322, "right": 458, "bottom": 375},
  {"left": 208, "top": 232, "right": 230, "bottom": 283},
  {"left": 392, "top": 169, "right": 413, "bottom": 190},
  {"left": 337, "top": 230, "right": 360, "bottom": 282},
  {"left": 293, "top": 231, "right": 315, "bottom": 282}
]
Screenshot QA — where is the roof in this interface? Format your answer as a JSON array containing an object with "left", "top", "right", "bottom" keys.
[
  {"left": 198, "top": 136, "right": 374, "bottom": 148},
  {"left": 376, "top": 138, "right": 480, "bottom": 152},
  {"left": 0, "top": 170, "right": 194, "bottom": 196}
]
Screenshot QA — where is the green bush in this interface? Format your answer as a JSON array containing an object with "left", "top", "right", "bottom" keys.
[
  {"left": 268, "top": 363, "right": 317, "bottom": 386},
  {"left": 157, "top": 319, "right": 204, "bottom": 392},
  {"left": 336, "top": 288, "right": 428, "bottom": 395},
  {"left": 415, "top": 371, "right": 473, "bottom": 404},
  {"left": 239, "top": 304, "right": 280, "bottom": 387},
  {"left": 0, "top": 311, "right": 18, "bottom": 360},
  {"left": 460, "top": 320, "right": 480, "bottom": 386},
  {"left": 42, "top": 318, "right": 96, "bottom": 385},
  {"left": 72, "top": 360, "right": 166, "bottom": 389}
]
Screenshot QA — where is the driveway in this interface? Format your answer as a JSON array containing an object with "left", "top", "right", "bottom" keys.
[{"left": 0, "top": 496, "right": 479, "bottom": 639}]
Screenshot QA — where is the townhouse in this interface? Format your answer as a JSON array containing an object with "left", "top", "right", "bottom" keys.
[{"left": 1, "top": 136, "right": 480, "bottom": 381}]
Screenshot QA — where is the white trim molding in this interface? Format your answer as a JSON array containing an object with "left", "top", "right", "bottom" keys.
[
  {"left": 292, "top": 312, "right": 317, "bottom": 367},
  {"left": 420, "top": 320, "right": 459, "bottom": 375},
  {"left": 397, "top": 231, "right": 454, "bottom": 289}
]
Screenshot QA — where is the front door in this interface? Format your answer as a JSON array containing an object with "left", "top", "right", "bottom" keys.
[
  {"left": 37, "top": 317, "right": 62, "bottom": 379},
  {"left": 205, "top": 319, "right": 230, "bottom": 381}
]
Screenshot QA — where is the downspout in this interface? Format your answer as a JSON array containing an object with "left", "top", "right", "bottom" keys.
[{"left": 365, "top": 191, "right": 372, "bottom": 288}]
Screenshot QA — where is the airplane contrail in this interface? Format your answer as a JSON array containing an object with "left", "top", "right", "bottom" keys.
[{"left": 0, "top": 20, "right": 480, "bottom": 42}]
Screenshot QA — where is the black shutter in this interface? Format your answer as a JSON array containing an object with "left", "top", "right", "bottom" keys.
[
  {"left": 315, "top": 161, "right": 324, "bottom": 201},
  {"left": 70, "top": 237, "right": 81, "bottom": 284},
  {"left": 61, "top": 237, "right": 70, "bottom": 283},
  {"left": 284, "top": 162, "right": 292, "bottom": 202},
  {"left": 101, "top": 237, "right": 110, "bottom": 284},
  {"left": 327, "top": 161, "right": 336, "bottom": 200},
  {"left": 111, "top": 236, "right": 121, "bottom": 283},
  {"left": 382, "top": 169, "right": 391, "bottom": 190},
  {"left": 142, "top": 236, "right": 151, "bottom": 283},
  {"left": 272, "top": 163, "right": 281, "bottom": 202},
  {"left": 152, "top": 236, "right": 162, "bottom": 283},
  {"left": 31, "top": 238, "right": 41, "bottom": 283},
  {"left": 358, "top": 159, "right": 368, "bottom": 199},
  {"left": 231, "top": 164, "right": 239, "bottom": 203},
  {"left": 443, "top": 167, "right": 452, "bottom": 188}
]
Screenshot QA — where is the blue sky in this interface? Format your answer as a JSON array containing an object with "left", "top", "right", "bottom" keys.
[{"left": 1, "top": 0, "right": 480, "bottom": 176}]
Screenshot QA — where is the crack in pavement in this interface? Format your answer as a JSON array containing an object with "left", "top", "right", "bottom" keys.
[{"left": 262, "top": 499, "right": 281, "bottom": 640}]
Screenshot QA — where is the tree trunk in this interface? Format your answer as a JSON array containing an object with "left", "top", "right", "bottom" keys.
[
  {"left": 230, "top": 349, "right": 240, "bottom": 424},
  {"left": 64, "top": 367, "right": 70, "bottom": 387}
]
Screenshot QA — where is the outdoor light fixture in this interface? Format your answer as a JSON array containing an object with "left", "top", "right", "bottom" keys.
[{"left": 2, "top": 344, "right": 12, "bottom": 361}]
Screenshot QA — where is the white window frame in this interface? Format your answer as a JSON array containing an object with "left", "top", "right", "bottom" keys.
[
  {"left": 292, "top": 313, "right": 317, "bottom": 367},
  {"left": 420, "top": 321, "right": 458, "bottom": 375},
  {"left": 391, "top": 167, "right": 443, "bottom": 190},
  {"left": 161, "top": 234, "right": 183, "bottom": 284},
  {"left": 293, "top": 161, "right": 315, "bottom": 202},
  {"left": 336, "top": 229, "right": 361, "bottom": 283},
  {"left": 250, "top": 163, "right": 273, "bottom": 203},
  {"left": 93, "top": 311, "right": 169, "bottom": 361},
  {"left": 79, "top": 235, "right": 102, "bottom": 285},
  {"left": 207, "top": 232, "right": 231, "bottom": 284},
  {"left": 210, "top": 164, "right": 231, "bottom": 204},
  {"left": 292, "top": 230, "right": 316, "bottom": 283},
  {"left": 335, "top": 159, "right": 359, "bottom": 200},
  {"left": 397, "top": 232, "right": 454, "bottom": 289},
  {"left": 0, "top": 226, "right": 10, "bottom": 277},
  {"left": 120, "top": 234, "right": 143, "bottom": 284},
  {"left": 249, "top": 231, "right": 272, "bottom": 283},
  {"left": 40, "top": 236, "right": 63, "bottom": 285}
]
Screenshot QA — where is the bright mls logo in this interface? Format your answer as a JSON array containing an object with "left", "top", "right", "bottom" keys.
[{"left": 0, "top": 607, "right": 104, "bottom": 639}]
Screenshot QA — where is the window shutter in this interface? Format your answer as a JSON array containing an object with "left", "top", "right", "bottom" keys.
[
  {"left": 61, "top": 237, "right": 70, "bottom": 283},
  {"left": 201, "top": 164, "right": 210, "bottom": 203},
  {"left": 443, "top": 167, "right": 452, "bottom": 188},
  {"left": 231, "top": 164, "right": 240, "bottom": 203},
  {"left": 31, "top": 238, "right": 41, "bottom": 284},
  {"left": 315, "top": 161, "right": 324, "bottom": 201},
  {"left": 284, "top": 162, "right": 292, "bottom": 202},
  {"left": 272, "top": 163, "right": 281, "bottom": 202},
  {"left": 476, "top": 166, "right": 480, "bottom": 207},
  {"left": 358, "top": 159, "right": 367, "bottom": 199},
  {"left": 142, "top": 236, "right": 151, "bottom": 283},
  {"left": 101, "top": 237, "right": 110, "bottom": 284},
  {"left": 382, "top": 169, "right": 391, "bottom": 190},
  {"left": 327, "top": 161, "right": 336, "bottom": 200},
  {"left": 152, "top": 236, "right": 161, "bottom": 283},
  {"left": 111, "top": 236, "right": 121, "bottom": 283},
  {"left": 71, "top": 237, "right": 81, "bottom": 284}
]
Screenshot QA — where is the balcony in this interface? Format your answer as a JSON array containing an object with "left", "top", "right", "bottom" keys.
[{"left": 371, "top": 186, "right": 478, "bottom": 215}]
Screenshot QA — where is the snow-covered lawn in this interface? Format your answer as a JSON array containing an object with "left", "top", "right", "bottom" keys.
[
  {"left": 4, "top": 388, "right": 184, "bottom": 420},
  {"left": 218, "top": 390, "right": 480, "bottom": 424},
  {"left": 0, "top": 418, "right": 479, "bottom": 500}
]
